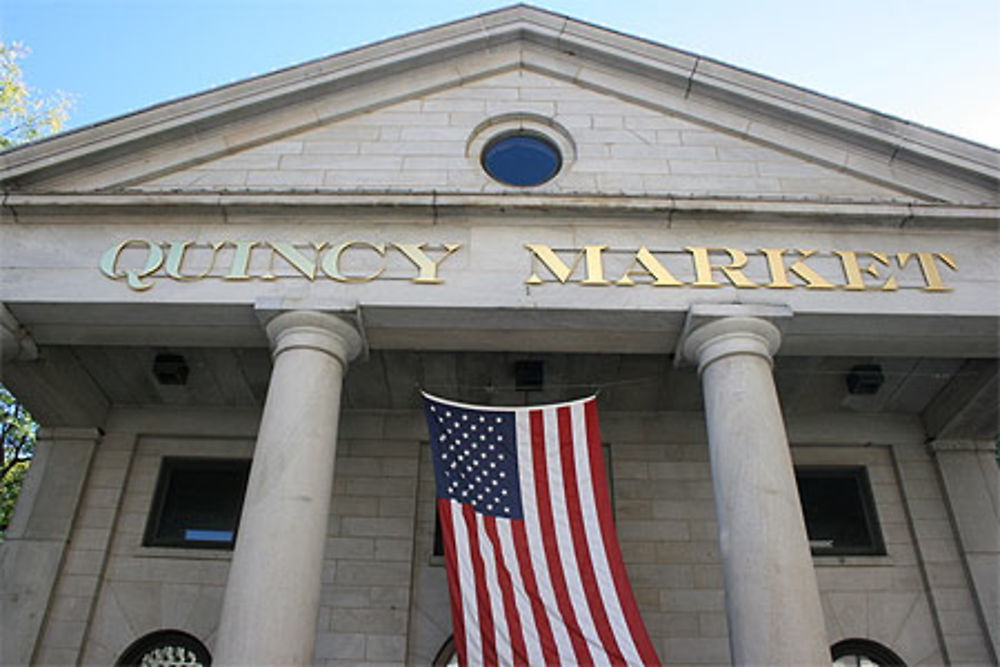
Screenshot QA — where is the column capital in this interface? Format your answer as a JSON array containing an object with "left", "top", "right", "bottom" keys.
[
  {"left": 682, "top": 316, "right": 782, "bottom": 374},
  {"left": 265, "top": 310, "right": 363, "bottom": 368}
]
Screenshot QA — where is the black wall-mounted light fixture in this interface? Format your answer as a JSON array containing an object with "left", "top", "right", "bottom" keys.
[
  {"left": 514, "top": 360, "right": 544, "bottom": 392},
  {"left": 153, "top": 353, "right": 189, "bottom": 386},
  {"left": 846, "top": 364, "right": 883, "bottom": 395}
]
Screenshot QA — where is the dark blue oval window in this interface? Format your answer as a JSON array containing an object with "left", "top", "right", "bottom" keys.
[{"left": 482, "top": 133, "right": 561, "bottom": 186}]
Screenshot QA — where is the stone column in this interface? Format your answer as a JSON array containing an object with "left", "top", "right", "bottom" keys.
[
  {"left": 682, "top": 316, "right": 828, "bottom": 665},
  {"left": 215, "top": 311, "right": 362, "bottom": 667}
]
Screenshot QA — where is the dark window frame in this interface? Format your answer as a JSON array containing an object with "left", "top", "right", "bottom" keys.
[
  {"left": 143, "top": 457, "right": 251, "bottom": 550},
  {"left": 796, "top": 465, "right": 886, "bottom": 557}
]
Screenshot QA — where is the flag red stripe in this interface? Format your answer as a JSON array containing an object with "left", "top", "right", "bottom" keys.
[
  {"left": 483, "top": 516, "right": 528, "bottom": 666},
  {"left": 462, "top": 503, "right": 496, "bottom": 666},
  {"left": 531, "top": 409, "right": 591, "bottom": 665},
  {"left": 584, "top": 401, "right": 661, "bottom": 666},
  {"left": 558, "top": 405, "right": 626, "bottom": 664},
  {"left": 437, "top": 498, "right": 468, "bottom": 666},
  {"left": 511, "top": 518, "right": 561, "bottom": 665}
]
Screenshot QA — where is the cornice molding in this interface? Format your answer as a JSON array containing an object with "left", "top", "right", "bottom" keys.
[{"left": 2, "top": 191, "right": 997, "bottom": 229}]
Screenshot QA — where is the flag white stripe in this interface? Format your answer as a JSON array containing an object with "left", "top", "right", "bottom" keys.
[
  {"left": 476, "top": 513, "right": 511, "bottom": 666},
  {"left": 542, "top": 407, "right": 609, "bottom": 667},
  {"left": 571, "top": 402, "right": 643, "bottom": 664},
  {"left": 448, "top": 500, "right": 481, "bottom": 665},
  {"left": 516, "top": 409, "right": 573, "bottom": 664},
  {"left": 496, "top": 519, "right": 544, "bottom": 666}
]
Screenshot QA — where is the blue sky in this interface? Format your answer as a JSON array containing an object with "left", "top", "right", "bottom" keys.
[{"left": 3, "top": 0, "right": 998, "bottom": 148}]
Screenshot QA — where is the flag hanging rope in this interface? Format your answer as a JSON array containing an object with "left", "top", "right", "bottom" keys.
[{"left": 423, "top": 392, "right": 662, "bottom": 667}]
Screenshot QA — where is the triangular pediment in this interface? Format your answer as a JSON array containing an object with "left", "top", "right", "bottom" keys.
[
  {"left": 1, "top": 5, "right": 997, "bottom": 205},
  {"left": 129, "top": 69, "right": 917, "bottom": 202}
]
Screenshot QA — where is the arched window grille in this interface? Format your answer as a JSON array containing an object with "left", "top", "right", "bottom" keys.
[
  {"left": 117, "top": 629, "right": 212, "bottom": 667},
  {"left": 832, "top": 638, "right": 906, "bottom": 667}
]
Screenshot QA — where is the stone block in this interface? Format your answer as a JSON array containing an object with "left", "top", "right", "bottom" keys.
[
  {"left": 379, "top": 458, "right": 420, "bottom": 479},
  {"left": 659, "top": 589, "right": 725, "bottom": 612},
  {"left": 54, "top": 574, "right": 100, "bottom": 599},
  {"left": 48, "top": 594, "right": 91, "bottom": 621},
  {"left": 617, "top": 519, "right": 689, "bottom": 542},
  {"left": 326, "top": 537, "right": 375, "bottom": 559},
  {"left": 919, "top": 537, "right": 961, "bottom": 563},
  {"left": 321, "top": 585, "right": 370, "bottom": 608},
  {"left": 553, "top": 113, "right": 592, "bottom": 128},
  {"left": 692, "top": 565, "right": 724, "bottom": 589},
  {"left": 251, "top": 140, "right": 303, "bottom": 154},
  {"left": 651, "top": 500, "right": 716, "bottom": 520},
  {"left": 189, "top": 170, "right": 249, "bottom": 186},
  {"left": 944, "top": 632, "right": 994, "bottom": 665},
  {"left": 202, "top": 153, "right": 281, "bottom": 170},
  {"left": 329, "top": 607, "right": 408, "bottom": 634},
  {"left": 592, "top": 115, "right": 624, "bottom": 129},
  {"left": 668, "top": 161, "right": 757, "bottom": 176},
  {"left": 340, "top": 516, "right": 413, "bottom": 539},
  {"left": 42, "top": 619, "right": 87, "bottom": 648},
  {"left": 33, "top": 646, "right": 80, "bottom": 665},
  {"left": 647, "top": 462, "right": 709, "bottom": 481},
  {"left": 281, "top": 155, "right": 402, "bottom": 171},
  {"left": 329, "top": 496, "right": 379, "bottom": 518},
  {"left": 379, "top": 497, "right": 415, "bottom": 517},
  {"left": 315, "top": 632, "right": 366, "bottom": 661},
  {"left": 627, "top": 563, "right": 694, "bottom": 589},
  {"left": 614, "top": 499, "right": 652, "bottom": 520},
  {"left": 62, "top": 548, "right": 105, "bottom": 576},
  {"left": 369, "top": 586, "right": 409, "bottom": 606},
  {"left": 644, "top": 611, "right": 700, "bottom": 637},
  {"left": 399, "top": 127, "right": 468, "bottom": 141},
  {"left": 938, "top": 609, "right": 985, "bottom": 636},
  {"left": 816, "top": 568, "right": 892, "bottom": 591},
  {"left": 344, "top": 477, "right": 417, "bottom": 499},
  {"left": 366, "top": 635, "right": 407, "bottom": 661},
  {"left": 422, "top": 99, "right": 485, "bottom": 113},
  {"left": 334, "top": 561, "right": 410, "bottom": 587},
  {"left": 302, "top": 141, "right": 361, "bottom": 155},
  {"left": 337, "top": 457, "right": 382, "bottom": 477},
  {"left": 655, "top": 541, "right": 719, "bottom": 563},
  {"left": 371, "top": 111, "right": 449, "bottom": 126},
  {"left": 375, "top": 538, "right": 413, "bottom": 561},
  {"left": 698, "top": 612, "right": 728, "bottom": 638},
  {"left": 662, "top": 637, "right": 730, "bottom": 664},
  {"left": 245, "top": 170, "right": 322, "bottom": 187}
]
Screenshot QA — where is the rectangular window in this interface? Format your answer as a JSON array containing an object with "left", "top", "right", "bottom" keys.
[
  {"left": 795, "top": 466, "right": 885, "bottom": 556},
  {"left": 144, "top": 457, "right": 251, "bottom": 549}
]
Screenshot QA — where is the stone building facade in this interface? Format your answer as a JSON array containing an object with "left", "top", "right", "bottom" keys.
[{"left": 1, "top": 6, "right": 997, "bottom": 666}]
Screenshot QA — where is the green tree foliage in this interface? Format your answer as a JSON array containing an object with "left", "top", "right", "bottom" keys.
[
  {"left": 1, "top": 384, "right": 37, "bottom": 537},
  {"left": 1, "top": 41, "right": 73, "bottom": 150}
]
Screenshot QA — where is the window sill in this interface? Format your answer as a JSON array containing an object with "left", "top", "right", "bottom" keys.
[
  {"left": 134, "top": 545, "right": 234, "bottom": 560},
  {"left": 812, "top": 554, "right": 893, "bottom": 567}
]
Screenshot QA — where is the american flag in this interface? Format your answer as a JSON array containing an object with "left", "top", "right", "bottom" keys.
[{"left": 424, "top": 393, "right": 661, "bottom": 666}]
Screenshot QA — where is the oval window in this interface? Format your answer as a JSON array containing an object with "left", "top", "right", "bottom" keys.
[{"left": 482, "top": 133, "right": 561, "bottom": 186}]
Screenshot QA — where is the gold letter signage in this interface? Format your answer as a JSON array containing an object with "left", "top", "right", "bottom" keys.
[
  {"left": 523, "top": 245, "right": 957, "bottom": 292},
  {"left": 98, "top": 238, "right": 958, "bottom": 293},
  {"left": 99, "top": 239, "right": 463, "bottom": 291}
]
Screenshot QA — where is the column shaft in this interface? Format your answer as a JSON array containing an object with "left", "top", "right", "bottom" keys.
[
  {"left": 685, "top": 317, "right": 828, "bottom": 665},
  {"left": 215, "top": 311, "right": 361, "bottom": 667}
]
